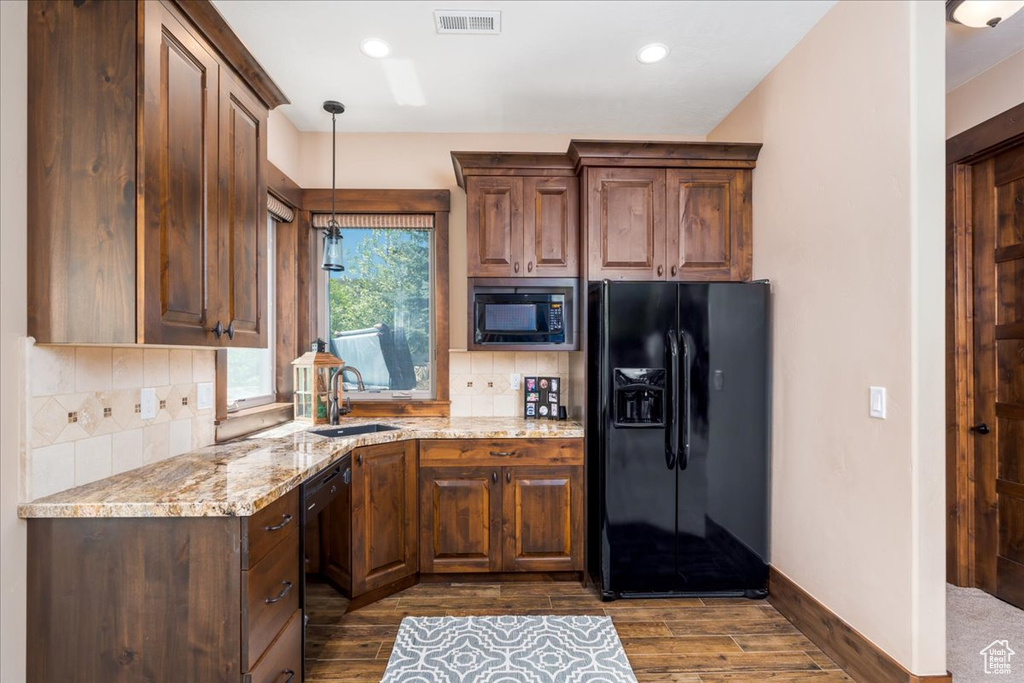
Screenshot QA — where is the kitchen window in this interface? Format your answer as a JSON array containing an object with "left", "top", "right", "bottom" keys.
[
  {"left": 317, "top": 217, "right": 435, "bottom": 400},
  {"left": 226, "top": 214, "right": 277, "bottom": 410}
]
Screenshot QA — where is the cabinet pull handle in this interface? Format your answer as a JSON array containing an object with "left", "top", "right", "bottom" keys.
[
  {"left": 514, "top": 261, "right": 520, "bottom": 273},
  {"left": 527, "top": 261, "right": 533, "bottom": 273},
  {"left": 343, "top": 467, "right": 351, "bottom": 484},
  {"left": 357, "top": 453, "right": 363, "bottom": 465},
  {"left": 489, "top": 451, "right": 515, "bottom": 457},
  {"left": 226, "top": 320, "right": 236, "bottom": 341},
  {"left": 506, "top": 471, "right": 511, "bottom": 483},
  {"left": 265, "top": 580, "right": 293, "bottom": 604},
  {"left": 210, "top": 321, "right": 224, "bottom": 338},
  {"left": 264, "top": 513, "right": 292, "bottom": 532},
  {"left": 657, "top": 265, "right": 664, "bottom": 277},
  {"left": 281, "top": 670, "right": 295, "bottom": 683},
  {"left": 492, "top": 471, "right": 498, "bottom": 483},
  {"left": 671, "top": 265, "right": 677, "bottom": 277}
]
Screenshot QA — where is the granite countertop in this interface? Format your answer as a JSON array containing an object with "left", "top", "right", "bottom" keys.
[{"left": 17, "top": 417, "right": 584, "bottom": 519}]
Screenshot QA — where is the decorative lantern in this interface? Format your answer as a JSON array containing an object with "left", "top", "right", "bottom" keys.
[{"left": 292, "top": 339, "right": 344, "bottom": 424}]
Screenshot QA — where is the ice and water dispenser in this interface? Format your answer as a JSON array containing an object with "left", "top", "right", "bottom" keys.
[{"left": 613, "top": 368, "right": 666, "bottom": 427}]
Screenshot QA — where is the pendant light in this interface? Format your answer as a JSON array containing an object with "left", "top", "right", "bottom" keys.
[
  {"left": 321, "top": 100, "right": 346, "bottom": 272},
  {"left": 946, "top": 0, "right": 1024, "bottom": 27}
]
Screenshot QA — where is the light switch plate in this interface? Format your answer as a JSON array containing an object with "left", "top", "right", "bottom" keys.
[
  {"left": 197, "top": 382, "right": 214, "bottom": 411},
  {"left": 869, "top": 386, "right": 887, "bottom": 419},
  {"left": 510, "top": 373, "right": 521, "bottom": 391},
  {"left": 140, "top": 387, "right": 158, "bottom": 420}
]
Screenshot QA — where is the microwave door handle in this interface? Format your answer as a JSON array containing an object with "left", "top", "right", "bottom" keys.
[{"left": 666, "top": 330, "right": 679, "bottom": 471}]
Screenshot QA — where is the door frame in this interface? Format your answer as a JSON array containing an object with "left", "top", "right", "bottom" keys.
[{"left": 945, "top": 103, "right": 1024, "bottom": 586}]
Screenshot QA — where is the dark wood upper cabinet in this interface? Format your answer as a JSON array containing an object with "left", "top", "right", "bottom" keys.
[
  {"left": 28, "top": 0, "right": 286, "bottom": 346},
  {"left": 453, "top": 152, "right": 580, "bottom": 278},
  {"left": 570, "top": 140, "right": 760, "bottom": 282},
  {"left": 584, "top": 167, "right": 666, "bottom": 280},
  {"left": 351, "top": 440, "right": 419, "bottom": 595},
  {"left": 419, "top": 466, "right": 503, "bottom": 573}
]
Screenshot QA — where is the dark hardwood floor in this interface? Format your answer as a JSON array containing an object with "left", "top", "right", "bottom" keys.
[{"left": 303, "top": 580, "right": 852, "bottom": 682}]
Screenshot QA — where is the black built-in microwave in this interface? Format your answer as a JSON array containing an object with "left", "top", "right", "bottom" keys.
[{"left": 469, "top": 279, "right": 577, "bottom": 350}]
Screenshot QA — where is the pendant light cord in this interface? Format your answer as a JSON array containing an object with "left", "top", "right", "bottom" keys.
[{"left": 330, "top": 111, "right": 337, "bottom": 234}]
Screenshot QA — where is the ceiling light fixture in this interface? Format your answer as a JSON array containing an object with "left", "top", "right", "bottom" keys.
[
  {"left": 946, "top": 0, "right": 1024, "bottom": 27},
  {"left": 360, "top": 38, "right": 392, "bottom": 58},
  {"left": 321, "top": 100, "right": 346, "bottom": 273},
  {"left": 637, "top": 43, "right": 669, "bottom": 64}
]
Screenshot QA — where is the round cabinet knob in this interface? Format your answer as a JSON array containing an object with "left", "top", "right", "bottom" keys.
[
  {"left": 226, "top": 320, "right": 236, "bottom": 340},
  {"left": 506, "top": 471, "right": 511, "bottom": 483},
  {"left": 357, "top": 453, "right": 364, "bottom": 465},
  {"left": 657, "top": 265, "right": 664, "bottom": 277},
  {"left": 527, "top": 262, "right": 534, "bottom": 273},
  {"left": 671, "top": 265, "right": 678, "bottom": 277},
  {"left": 210, "top": 321, "right": 224, "bottom": 338},
  {"left": 514, "top": 261, "right": 520, "bottom": 273},
  {"left": 969, "top": 423, "right": 990, "bottom": 435},
  {"left": 491, "top": 472, "right": 498, "bottom": 483}
]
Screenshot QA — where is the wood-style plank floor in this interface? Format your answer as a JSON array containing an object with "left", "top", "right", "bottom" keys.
[{"left": 303, "top": 580, "right": 853, "bottom": 682}]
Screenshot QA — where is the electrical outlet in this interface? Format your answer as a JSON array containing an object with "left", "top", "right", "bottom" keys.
[
  {"left": 869, "top": 386, "right": 887, "bottom": 419},
  {"left": 510, "top": 373, "right": 521, "bottom": 391},
  {"left": 140, "top": 387, "right": 158, "bottom": 420},
  {"left": 197, "top": 382, "right": 214, "bottom": 410}
]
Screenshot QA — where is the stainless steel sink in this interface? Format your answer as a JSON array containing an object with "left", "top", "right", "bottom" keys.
[{"left": 312, "top": 423, "right": 400, "bottom": 438}]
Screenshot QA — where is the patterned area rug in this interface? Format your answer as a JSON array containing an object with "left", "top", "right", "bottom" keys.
[{"left": 381, "top": 615, "right": 638, "bottom": 682}]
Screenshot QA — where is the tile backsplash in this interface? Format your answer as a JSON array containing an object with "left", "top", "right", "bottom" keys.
[
  {"left": 449, "top": 351, "right": 569, "bottom": 417},
  {"left": 25, "top": 344, "right": 217, "bottom": 500}
]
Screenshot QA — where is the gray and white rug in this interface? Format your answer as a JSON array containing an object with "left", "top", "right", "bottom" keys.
[{"left": 381, "top": 615, "right": 638, "bottom": 682}]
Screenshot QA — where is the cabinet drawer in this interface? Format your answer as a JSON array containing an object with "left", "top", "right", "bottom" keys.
[
  {"left": 244, "top": 609, "right": 302, "bottom": 683},
  {"left": 420, "top": 439, "right": 583, "bottom": 467},
  {"left": 244, "top": 488, "right": 299, "bottom": 569},
  {"left": 242, "top": 528, "right": 300, "bottom": 672}
]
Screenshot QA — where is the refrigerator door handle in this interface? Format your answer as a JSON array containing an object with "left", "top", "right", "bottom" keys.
[
  {"left": 666, "top": 330, "right": 680, "bottom": 470},
  {"left": 679, "top": 329, "right": 693, "bottom": 470}
]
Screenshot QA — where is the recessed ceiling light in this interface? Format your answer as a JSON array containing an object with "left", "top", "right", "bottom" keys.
[
  {"left": 360, "top": 38, "right": 392, "bottom": 59},
  {"left": 637, "top": 43, "right": 669, "bottom": 64}
]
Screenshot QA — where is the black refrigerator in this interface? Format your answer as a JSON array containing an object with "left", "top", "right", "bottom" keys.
[{"left": 586, "top": 281, "right": 770, "bottom": 600}]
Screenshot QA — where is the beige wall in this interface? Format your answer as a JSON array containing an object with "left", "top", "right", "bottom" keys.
[
  {"left": 946, "top": 49, "right": 1024, "bottom": 138},
  {"left": 709, "top": 0, "right": 946, "bottom": 676},
  {"left": 1, "top": 1, "right": 27, "bottom": 680},
  {"left": 268, "top": 109, "right": 302, "bottom": 182}
]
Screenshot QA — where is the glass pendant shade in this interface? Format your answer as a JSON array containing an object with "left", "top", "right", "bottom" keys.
[{"left": 322, "top": 228, "right": 345, "bottom": 272}]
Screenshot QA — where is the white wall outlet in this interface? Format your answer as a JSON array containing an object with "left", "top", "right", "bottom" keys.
[
  {"left": 197, "top": 382, "right": 214, "bottom": 410},
  {"left": 140, "top": 387, "right": 158, "bottom": 420},
  {"left": 869, "top": 386, "right": 887, "bottom": 419},
  {"left": 510, "top": 373, "right": 522, "bottom": 391}
]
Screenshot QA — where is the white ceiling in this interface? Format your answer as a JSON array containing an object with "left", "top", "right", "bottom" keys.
[
  {"left": 946, "top": 9, "right": 1024, "bottom": 92},
  {"left": 211, "top": 0, "right": 836, "bottom": 135}
]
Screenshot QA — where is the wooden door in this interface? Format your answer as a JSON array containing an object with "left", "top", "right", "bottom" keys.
[
  {"left": 586, "top": 168, "right": 666, "bottom": 280},
  {"left": 973, "top": 141, "right": 1024, "bottom": 609},
  {"left": 666, "top": 169, "right": 751, "bottom": 281},
  {"left": 523, "top": 176, "right": 579, "bottom": 277},
  {"left": 466, "top": 176, "right": 524, "bottom": 276},
  {"left": 502, "top": 466, "right": 583, "bottom": 572},
  {"left": 140, "top": 2, "right": 220, "bottom": 345},
  {"left": 419, "top": 467, "right": 502, "bottom": 573},
  {"left": 351, "top": 441, "right": 418, "bottom": 595},
  {"left": 218, "top": 72, "right": 268, "bottom": 348}
]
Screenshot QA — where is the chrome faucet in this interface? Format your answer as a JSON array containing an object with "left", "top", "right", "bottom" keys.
[{"left": 328, "top": 365, "right": 365, "bottom": 425}]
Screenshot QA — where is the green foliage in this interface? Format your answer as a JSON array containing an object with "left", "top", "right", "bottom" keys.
[{"left": 329, "top": 229, "right": 431, "bottom": 390}]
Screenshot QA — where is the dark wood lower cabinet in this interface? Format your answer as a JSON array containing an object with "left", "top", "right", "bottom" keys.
[
  {"left": 503, "top": 466, "right": 583, "bottom": 572},
  {"left": 420, "top": 466, "right": 503, "bottom": 573}
]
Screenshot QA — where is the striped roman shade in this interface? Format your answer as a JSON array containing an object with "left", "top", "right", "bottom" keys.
[
  {"left": 310, "top": 213, "right": 434, "bottom": 229},
  {"left": 267, "top": 194, "right": 295, "bottom": 223}
]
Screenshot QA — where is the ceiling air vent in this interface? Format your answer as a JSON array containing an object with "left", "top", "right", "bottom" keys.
[{"left": 434, "top": 10, "right": 501, "bottom": 35}]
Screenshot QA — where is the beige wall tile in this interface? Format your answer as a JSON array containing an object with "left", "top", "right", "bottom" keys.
[
  {"left": 469, "top": 395, "right": 494, "bottom": 417},
  {"left": 192, "top": 350, "right": 216, "bottom": 383},
  {"left": 470, "top": 352, "right": 493, "bottom": 374},
  {"left": 74, "top": 347, "right": 112, "bottom": 393},
  {"left": 450, "top": 395, "right": 473, "bottom": 417},
  {"left": 514, "top": 352, "right": 537, "bottom": 374},
  {"left": 30, "top": 345, "right": 75, "bottom": 397},
  {"left": 168, "top": 419, "right": 192, "bottom": 457},
  {"left": 192, "top": 416, "right": 215, "bottom": 450},
  {"left": 558, "top": 352, "right": 570, "bottom": 374},
  {"left": 536, "top": 352, "right": 559, "bottom": 375},
  {"left": 143, "top": 349, "right": 169, "bottom": 386},
  {"left": 30, "top": 398, "right": 65, "bottom": 448},
  {"left": 491, "top": 352, "right": 516, "bottom": 373},
  {"left": 74, "top": 435, "right": 112, "bottom": 486},
  {"left": 168, "top": 350, "right": 192, "bottom": 385},
  {"left": 112, "top": 348, "right": 144, "bottom": 390},
  {"left": 449, "top": 351, "right": 471, "bottom": 375},
  {"left": 111, "top": 429, "right": 145, "bottom": 475},
  {"left": 143, "top": 422, "right": 170, "bottom": 464},
  {"left": 30, "top": 442, "right": 75, "bottom": 499},
  {"left": 493, "top": 394, "right": 518, "bottom": 417}
]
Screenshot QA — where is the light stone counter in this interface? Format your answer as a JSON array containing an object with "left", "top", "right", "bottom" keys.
[{"left": 17, "top": 417, "right": 584, "bottom": 519}]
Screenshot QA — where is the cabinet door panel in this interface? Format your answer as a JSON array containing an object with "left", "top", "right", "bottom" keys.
[
  {"left": 502, "top": 466, "right": 583, "bottom": 572},
  {"left": 587, "top": 168, "right": 665, "bottom": 280},
  {"left": 219, "top": 74, "right": 268, "bottom": 347},
  {"left": 524, "top": 176, "right": 579, "bottom": 277},
  {"left": 141, "top": 3, "right": 219, "bottom": 344},
  {"left": 351, "top": 441, "right": 418, "bottom": 595},
  {"left": 666, "top": 169, "right": 750, "bottom": 281},
  {"left": 467, "top": 176, "right": 524, "bottom": 276},
  {"left": 420, "top": 467, "right": 502, "bottom": 573}
]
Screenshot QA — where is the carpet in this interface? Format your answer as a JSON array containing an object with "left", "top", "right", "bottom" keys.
[
  {"left": 947, "top": 584, "right": 1024, "bottom": 682},
  {"left": 381, "top": 615, "right": 639, "bottom": 682}
]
